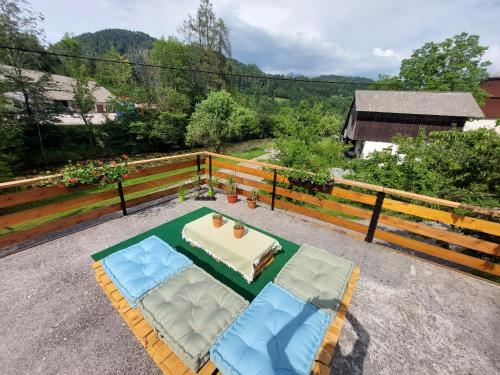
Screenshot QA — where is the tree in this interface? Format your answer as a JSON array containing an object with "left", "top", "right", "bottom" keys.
[
  {"left": 49, "top": 33, "right": 87, "bottom": 76},
  {"left": 95, "top": 47, "right": 133, "bottom": 98},
  {"left": 180, "top": 0, "right": 232, "bottom": 89},
  {"left": 71, "top": 65, "right": 96, "bottom": 147},
  {"left": 0, "top": 81, "right": 24, "bottom": 180},
  {"left": 348, "top": 129, "right": 500, "bottom": 207},
  {"left": 370, "top": 33, "right": 491, "bottom": 104},
  {"left": 0, "top": 0, "right": 60, "bottom": 163},
  {"left": 130, "top": 111, "right": 188, "bottom": 150},
  {"left": 273, "top": 103, "right": 349, "bottom": 183},
  {"left": 186, "top": 90, "right": 249, "bottom": 152}
]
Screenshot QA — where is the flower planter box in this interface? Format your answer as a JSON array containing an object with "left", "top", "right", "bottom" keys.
[
  {"left": 194, "top": 196, "right": 217, "bottom": 201},
  {"left": 288, "top": 177, "right": 334, "bottom": 193}
]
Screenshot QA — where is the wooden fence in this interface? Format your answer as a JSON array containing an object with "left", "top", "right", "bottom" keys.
[{"left": 1, "top": 151, "right": 499, "bottom": 278}]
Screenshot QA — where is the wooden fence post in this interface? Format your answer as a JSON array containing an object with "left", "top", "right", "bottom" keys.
[
  {"left": 209, "top": 155, "right": 212, "bottom": 181},
  {"left": 365, "top": 191, "right": 385, "bottom": 242},
  {"left": 117, "top": 181, "right": 127, "bottom": 216},
  {"left": 271, "top": 170, "right": 278, "bottom": 211}
]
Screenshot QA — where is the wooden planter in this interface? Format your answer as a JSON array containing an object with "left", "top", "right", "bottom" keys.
[{"left": 227, "top": 194, "right": 238, "bottom": 203}]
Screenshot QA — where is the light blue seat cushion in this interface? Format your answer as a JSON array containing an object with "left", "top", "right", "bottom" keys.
[
  {"left": 102, "top": 235, "right": 192, "bottom": 307},
  {"left": 210, "top": 282, "right": 330, "bottom": 375}
]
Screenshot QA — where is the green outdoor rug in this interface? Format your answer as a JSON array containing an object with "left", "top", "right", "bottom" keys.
[{"left": 91, "top": 207, "right": 300, "bottom": 300}]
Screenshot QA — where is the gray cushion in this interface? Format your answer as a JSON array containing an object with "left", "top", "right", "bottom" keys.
[
  {"left": 275, "top": 244, "right": 354, "bottom": 316},
  {"left": 139, "top": 265, "right": 248, "bottom": 372}
]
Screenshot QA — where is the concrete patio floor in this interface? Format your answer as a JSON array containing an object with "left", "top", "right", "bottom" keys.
[{"left": 0, "top": 198, "right": 499, "bottom": 375}]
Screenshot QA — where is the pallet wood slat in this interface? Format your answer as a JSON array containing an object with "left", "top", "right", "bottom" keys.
[
  {"left": 94, "top": 260, "right": 359, "bottom": 374},
  {"left": 93, "top": 261, "right": 219, "bottom": 375},
  {"left": 315, "top": 267, "right": 360, "bottom": 367}
]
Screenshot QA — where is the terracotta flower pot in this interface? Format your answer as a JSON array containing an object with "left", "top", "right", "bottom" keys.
[
  {"left": 233, "top": 227, "right": 244, "bottom": 239},
  {"left": 227, "top": 194, "right": 238, "bottom": 203},
  {"left": 247, "top": 200, "right": 257, "bottom": 209},
  {"left": 213, "top": 216, "right": 223, "bottom": 228}
]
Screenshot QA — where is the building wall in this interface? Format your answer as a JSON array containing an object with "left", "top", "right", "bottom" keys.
[
  {"left": 464, "top": 119, "right": 499, "bottom": 133},
  {"left": 480, "top": 79, "right": 500, "bottom": 118},
  {"left": 349, "top": 112, "right": 464, "bottom": 142},
  {"left": 355, "top": 140, "right": 398, "bottom": 158}
]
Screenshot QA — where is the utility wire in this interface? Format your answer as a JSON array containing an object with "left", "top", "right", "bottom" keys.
[{"left": 0, "top": 44, "right": 396, "bottom": 87}]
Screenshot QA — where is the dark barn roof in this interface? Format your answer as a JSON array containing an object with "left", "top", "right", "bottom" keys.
[
  {"left": 343, "top": 90, "right": 484, "bottom": 143},
  {"left": 355, "top": 90, "right": 484, "bottom": 118}
]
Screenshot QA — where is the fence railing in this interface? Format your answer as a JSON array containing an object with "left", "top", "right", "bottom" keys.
[{"left": 1, "top": 151, "right": 499, "bottom": 278}]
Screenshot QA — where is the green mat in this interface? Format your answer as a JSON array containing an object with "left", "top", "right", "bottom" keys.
[{"left": 91, "top": 207, "right": 300, "bottom": 301}]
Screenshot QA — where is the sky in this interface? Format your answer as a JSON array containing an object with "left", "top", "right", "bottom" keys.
[{"left": 31, "top": 0, "right": 500, "bottom": 79}]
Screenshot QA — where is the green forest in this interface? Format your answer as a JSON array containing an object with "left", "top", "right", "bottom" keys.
[{"left": 0, "top": 0, "right": 498, "bottom": 209}]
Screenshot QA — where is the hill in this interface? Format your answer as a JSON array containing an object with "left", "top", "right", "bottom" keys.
[{"left": 73, "top": 29, "right": 155, "bottom": 58}]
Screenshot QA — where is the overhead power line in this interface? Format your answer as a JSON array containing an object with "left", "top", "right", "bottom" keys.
[{"left": 0, "top": 44, "right": 393, "bottom": 87}]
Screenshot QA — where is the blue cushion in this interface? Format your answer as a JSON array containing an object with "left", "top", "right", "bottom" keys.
[
  {"left": 210, "top": 283, "right": 330, "bottom": 375},
  {"left": 102, "top": 235, "right": 192, "bottom": 307}
]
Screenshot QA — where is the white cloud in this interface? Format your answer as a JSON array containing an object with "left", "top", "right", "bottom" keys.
[
  {"left": 484, "top": 45, "right": 500, "bottom": 75},
  {"left": 373, "top": 48, "right": 400, "bottom": 59}
]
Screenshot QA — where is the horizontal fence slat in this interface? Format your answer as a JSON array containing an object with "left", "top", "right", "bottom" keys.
[
  {"left": 0, "top": 181, "right": 199, "bottom": 250},
  {"left": 125, "top": 180, "right": 201, "bottom": 210},
  {"left": 0, "top": 202, "right": 123, "bottom": 249},
  {"left": 330, "top": 187, "right": 377, "bottom": 206},
  {"left": 216, "top": 169, "right": 500, "bottom": 256},
  {"left": 211, "top": 159, "right": 288, "bottom": 183},
  {"left": 0, "top": 189, "right": 118, "bottom": 229},
  {"left": 124, "top": 170, "right": 202, "bottom": 196},
  {"left": 128, "top": 158, "right": 202, "bottom": 179},
  {"left": 216, "top": 181, "right": 370, "bottom": 235},
  {"left": 377, "top": 214, "right": 500, "bottom": 256},
  {"left": 373, "top": 230, "right": 500, "bottom": 276},
  {"left": 0, "top": 185, "right": 67, "bottom": 209},
  {"left": 218, "top": 173, "right": 500, "bottom": 273},
  {"left": 215, "top": 170, "right": 373, "bottom": 220},
  {"left": 382, "top": 199, "right": 500, "bottom": 237},
  {"left": 0, "top": 169, "right": 198, "bottom": 230},
  {"left": 212, "top": 170, "right": 273, "bottom": 193},
  {"left": 208, "top": 152, "right": 500, "bottom": 217}
]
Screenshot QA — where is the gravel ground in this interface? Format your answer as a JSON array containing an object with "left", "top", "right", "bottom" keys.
[{"left": 1, "top": 198, "right": 499, "bottom": 375}]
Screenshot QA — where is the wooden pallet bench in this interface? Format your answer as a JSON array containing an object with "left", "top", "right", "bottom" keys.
[{"left": 92, "top": 261, "right": 360, "bottom": 375}]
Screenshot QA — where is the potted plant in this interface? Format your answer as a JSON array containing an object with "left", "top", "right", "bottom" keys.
[
  {"left": 247, "top": 189, "right": 259, "bottom": 209},
  {"left": 212, "top": 213, "right": 223, "bottom": 228},
  {"left": 178, "top": 185, "right": 186, "bottom": 203},
  {"left": 233, "top": 219, "right": 244, "bottom": 239},
  {"left": 225, "top": 176, "right": 238, "bottom": 203}
]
